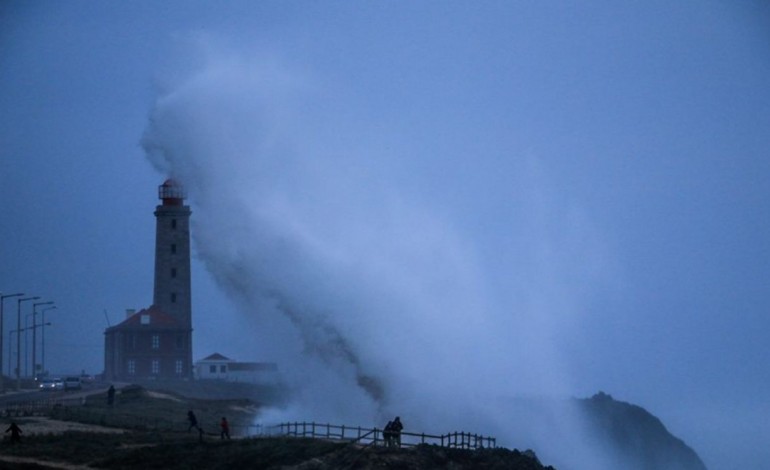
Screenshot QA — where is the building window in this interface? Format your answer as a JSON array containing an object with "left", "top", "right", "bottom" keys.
[
  {"left": 127, "top": 360, "right": 136, "bottom": 375},
  {"left": 171, "top": 244, "right": 177, "bottom": 254},
  {"left": 171, "top": 293, "right": 177, "bottom": 303},
  {"left": 171, "top": 267, "right": 177, "bottom": 278},
  {"left": 175, "top": 360, "right": 183, "bottom": 375},
  {"left": 140, "top": 314, "right": 150, "bottom": 325},
  {"left": 151, "top": 360, "right": 160, "bottom": 374},
  {"left": 152, "top": 335, "right": 160, "bottom": 349},
  {"left": 220, "top": 365, "right": 227, "bottom": 373},
  {"left": 171, "top": 219, "right": 177, "bottom": 229},
  {"left": 209, "top": 365, "right": 216, "bottom": 373}
]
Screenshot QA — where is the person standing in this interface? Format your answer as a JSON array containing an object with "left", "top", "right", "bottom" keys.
[
  {"left": 107, "top": 385, "right": 115, "bottom": 406},
  {"left": 391, "top": 416, "right": 403, "bottom": 448},
  {"left": 383, "top": 420, "right": 394, "bottom": 447},
  {"left": 220, "top": 416, "right": 230, "bottom": 440}
]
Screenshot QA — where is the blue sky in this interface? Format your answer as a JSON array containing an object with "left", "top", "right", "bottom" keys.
[{"left": 2, "top": 1, "right": 769, "bottom": 468}]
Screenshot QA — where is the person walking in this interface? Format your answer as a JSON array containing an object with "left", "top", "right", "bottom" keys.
[
  {"left": 187, "top": 410, "right": 199, "bottom": 432},
  {"left": 5, "top": 422, "right": 22, "bottom": 444},
  {"left": 220, "top": 416, "right": 230, "bottom": 440}
]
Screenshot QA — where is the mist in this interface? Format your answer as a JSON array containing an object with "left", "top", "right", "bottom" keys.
[{"left": 141, "top": 42, "right": 616, "bottom": 468}]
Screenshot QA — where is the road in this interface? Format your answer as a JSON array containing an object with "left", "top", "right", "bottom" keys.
[{"left": 0, "top": 383, "right": 109, "bottom": 408}]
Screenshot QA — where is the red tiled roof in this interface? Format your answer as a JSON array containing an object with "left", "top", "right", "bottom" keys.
[{"left": 105, "top": 305, "right": 184, "bottom": 332}]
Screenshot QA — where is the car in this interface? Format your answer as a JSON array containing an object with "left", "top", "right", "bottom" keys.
[
  {"left": 64, "top": 376, "right": 82, "bottom": 390},
  {"left": 39, "top": 378, "right": 64, "bottom": 391},
  {"left": 38, "top": 379, "right": 56, "bottom": 391}
]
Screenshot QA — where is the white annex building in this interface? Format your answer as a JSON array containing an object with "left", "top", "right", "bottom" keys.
[{"left": 194, "top": 353, "right": 279, "bottom": 385}]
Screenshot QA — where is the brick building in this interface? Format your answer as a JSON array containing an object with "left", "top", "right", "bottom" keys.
[{"left": 104, "top": 180, "right": 193, "bottom": 380}]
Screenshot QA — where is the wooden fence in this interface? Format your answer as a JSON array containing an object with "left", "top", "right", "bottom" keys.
[{"left": 266, "top": 421, "right": 496, "bottom": 450}]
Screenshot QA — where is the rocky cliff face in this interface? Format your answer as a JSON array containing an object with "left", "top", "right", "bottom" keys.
[{"left": 576, "top": 392, "right": 706, "bottom": 470}]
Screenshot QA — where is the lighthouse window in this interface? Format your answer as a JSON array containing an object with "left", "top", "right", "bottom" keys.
[
  {"left": 171, "top": 292, "right": 177, "bottom": 303},
  {"left": 171, "top": 268, "right": 177, "bottom": 278},
  {"left": 171, "top": 219, "right": 177, "bottom": 229},
  {"left": 171, "top": 244, "right": 177, "bottom": 254}
]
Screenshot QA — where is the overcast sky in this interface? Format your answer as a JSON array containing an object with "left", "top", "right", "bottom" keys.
[{"left": 2, "top": 1, "right": 769, "bottom": 468}]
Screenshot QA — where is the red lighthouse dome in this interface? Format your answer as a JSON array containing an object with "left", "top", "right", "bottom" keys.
[{"left": 158, "top": 179, "right": 186, "bottom": 206}]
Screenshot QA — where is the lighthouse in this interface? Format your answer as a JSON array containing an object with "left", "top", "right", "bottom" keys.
[
  {"left": 103, "top": 179, "right": 193, "bottom": 381},
  {"left": 153, "top": 179, "right": 192, "bottom": 329}
]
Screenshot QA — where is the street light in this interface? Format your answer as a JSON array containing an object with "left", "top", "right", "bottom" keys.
[
  {"left": 8, "top": 323, "right": 50, "bottom": 382},
  {"left": 41, "top": 306, "right": 56, "bottom": 378},
  {"left": 9, "top": 327, "right": 26, "bottom": 380},
  {"left": 17, "top": 296, "right": 39, "bottom": 390},
  {"left": 0, "top": 292, "right": 24, "bottom": 393},
  {"left": 32, "top": 301, "right": 53, "bottom": 379}
]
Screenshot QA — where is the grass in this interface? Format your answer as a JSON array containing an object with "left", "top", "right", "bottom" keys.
[
  {"left": 48, "top": 385, "right": 260, "bottom": 435},
  {"left": 1, "top": 431, "right": 347, "bottom": 469}
]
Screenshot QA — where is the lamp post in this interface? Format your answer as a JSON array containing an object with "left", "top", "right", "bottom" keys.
[
  {"left": 41, "top": 306, "right": 56, "bottom": 377},
  {"left": 17, "top": 296, "right": 39, "bottom": 390},
  {"left": 8, "top": 324, "right": 49, "bottom": 383},
  {"left": 32, "top": 301, "right": 53, "bottom": 380},
  {"left": 8, "top": 329, "right": 15, "bottom": 380},
  {"left": 0, "top": 292, "right": 24, "bottom": 393},
  {"left": 24, "top": 313, "right": 32, "bottom": 378}
]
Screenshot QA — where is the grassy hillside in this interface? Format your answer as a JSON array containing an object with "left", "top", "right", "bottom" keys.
[
  {"left": 0, "top": 386, "right": 553, "bottom": 469},
  {"left": 1, "top": 431, "right": 553, "bottom": 469}
]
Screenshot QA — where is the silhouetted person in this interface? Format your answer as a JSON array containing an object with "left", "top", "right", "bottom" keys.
[
  {"left": 220, "top": 416, "right": 230, "bottom": 440},
  {"left": 187, "top": 410, "right": 199, "bottom": 432},
  {"left": 107, "top": 385, "right": 115, "bottom": 406},
  {"left": 391, "top": 416, "right": 403, "bottom": 448},
  {"left": 5, "top": 422, "right": 22, "bottom": 443},
  {"left": 383, "top": 420, "right": 394, "bottom": 447}
]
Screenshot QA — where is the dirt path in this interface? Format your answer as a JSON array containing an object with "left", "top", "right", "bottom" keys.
[
  {"left": 15, "top": 416, "right": 127, "bottom": 435},
  {"left": 0, "top": 455, "right": 92, "bottom": 469}
]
